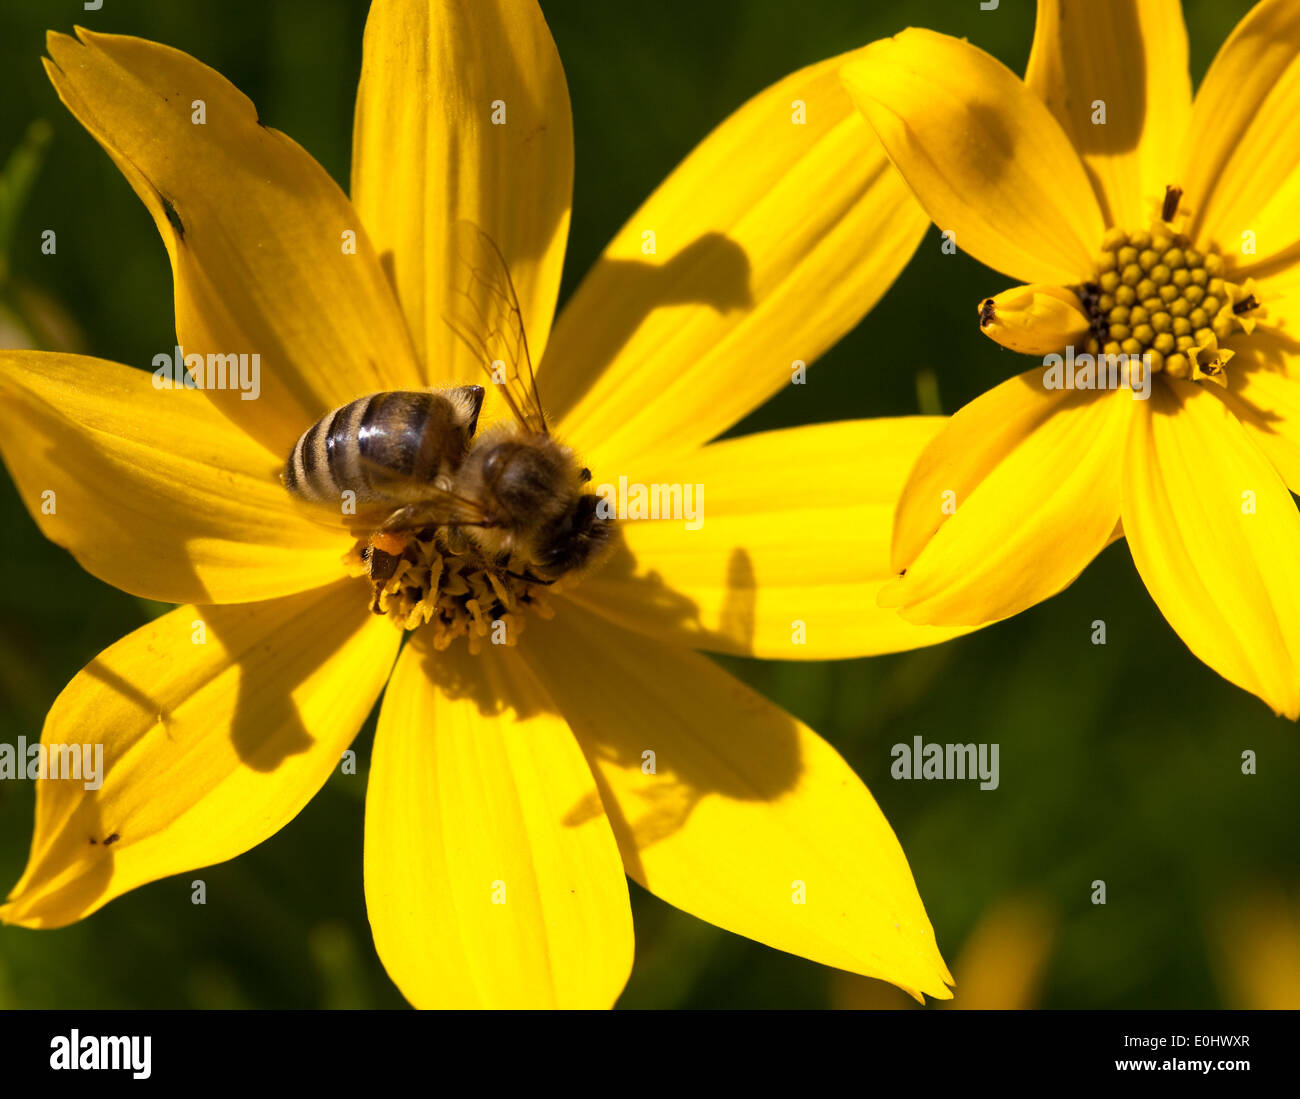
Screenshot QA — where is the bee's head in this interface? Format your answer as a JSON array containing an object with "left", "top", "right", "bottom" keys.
[
  {"left": 466, "top": 427, "right": 610, "bottom": 576},
  {"left": 531, "top": 493, "right": 612, "bottom": 577}
]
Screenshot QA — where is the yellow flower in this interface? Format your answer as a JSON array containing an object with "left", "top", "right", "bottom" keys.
[
  {"left": 842, "top": 0, "right": 1300, "bottom": 718},
  {"left": 1211, "top": 886, "right": 1300, "bottom": 1008},
  {"left": 0, "top": 3, "right": 966, "bottom": 1006}
]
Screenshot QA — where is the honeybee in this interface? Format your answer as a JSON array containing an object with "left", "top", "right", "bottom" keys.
[{"left": 282, "top": 221, "right": 610, "bottom": 595}]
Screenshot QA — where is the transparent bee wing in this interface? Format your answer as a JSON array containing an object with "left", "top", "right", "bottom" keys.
[
  {"left": 444, "top": 219, "right": 549, "bottom": 435},
  {"left": 341, "top": 451, "right": 495, "bottom": 534},
  {"left": 372, "top": 483, "right": 495, "bottom": 535}
]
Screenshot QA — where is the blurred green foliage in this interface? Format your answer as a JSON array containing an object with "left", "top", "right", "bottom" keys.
[{"left": 0, "top": 0, "right": 1294, "bottom": 1010}]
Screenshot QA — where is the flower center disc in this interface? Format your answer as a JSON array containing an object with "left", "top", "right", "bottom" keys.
[
  {"left": 1077, "top": 224, "right": 1257, "bottom": 385},
  {"left": 343, "top": 529, "right": 560, "bottom": 653}
]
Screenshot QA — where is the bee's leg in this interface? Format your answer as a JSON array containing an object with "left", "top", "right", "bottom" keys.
[
  {"left": 502, "top": 568, "right": 557, "bottom": 587},
  {"left": 365, "top": 543, "right": 403, "bottom": 583},
  {"left": 374, "top": 504, "right": 427, "bottom": 536},
  {"left": 442, "top": 525, "right": 474, "bottom": 555},
  {"left": 362, "top": 538, "right": 404, "bottom": 616},
  {"left": 375, "top": 501, "right": 490, "bottom": 536}
]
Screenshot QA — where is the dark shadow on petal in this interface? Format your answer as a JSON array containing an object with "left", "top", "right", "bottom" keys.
[
  {"left": 407, "top": 517, "right": 796, "bottom": 863},
  {"left": 1052, "top": 1, "right": 1145, "bottom": 158},
  {"left": 539, "top": 232, "right": 753, "bottom": 424},
  {"left": 201, "top": 579, "right": 376, "bottom": 772},
  {"left": 5, "top": 579, "right": 382, "bottom": 925}
]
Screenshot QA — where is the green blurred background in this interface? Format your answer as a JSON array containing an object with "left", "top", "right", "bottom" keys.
[{"left": 1, "top": 0, "right": 1296, "bottom": 1009}]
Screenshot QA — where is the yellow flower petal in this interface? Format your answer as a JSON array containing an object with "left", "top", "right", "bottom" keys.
[
  {"left": 520, "top": 602, "right": 953, "bottom": 1001},
  {"left": 543, "top": 46, "right": 929, "bottom": 472},
  {"left": 1, "top": 581, "right": 399, "bottom": 928},
  {"left": 1181, "top": 0, "right": 1300, "bottom": 271},
  {"left": 0, "top": 351, "right": 351, "bottom": 604},
  {"left": 1121, "top": 379, "right": 1300, "bottom": 718},
  {"left": 1214, "top": 355, "right": 1300, "bottom": 493},
  {"left": 841, "top": 29, "right": 1103, "bottom": 287},
  {"left": 44, "top": 29, "right": 421, "bottom": 457},
  {"left": 1254, "top": 265, "right": 1300, "bottom": 323},
  {"left": 364, "top": 636, "right": 632, "bottom": 1008},
  {"left": 885, "top": 373, "right": 1130, "bottom": 626},
  {"left": 351, "top": 0, "right": 572, "bottom": 388},
  {"left": 1211, "top": 889, "right": 1300, "bottom": 1009},
  {"left": 568, "top": 418, "right": 972, "bottom": 658},
  {"left": 1025, "top": 0, "right": 1191, "bottom": 227}
]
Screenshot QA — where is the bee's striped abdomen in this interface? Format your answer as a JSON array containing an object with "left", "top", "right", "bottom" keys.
[{"left": 282, "top": 388, "right": 483, "bottom": 509}]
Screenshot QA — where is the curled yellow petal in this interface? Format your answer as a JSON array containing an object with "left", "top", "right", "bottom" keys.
[
  {"left": 977, "top": 284, "right": 1091, "bottom": 356},
  {"left": 44, "top": 29, "right": 421, "bottom": 457},
  {"left": 842, "top": 28, "right": 1102, "bottom": 287}
]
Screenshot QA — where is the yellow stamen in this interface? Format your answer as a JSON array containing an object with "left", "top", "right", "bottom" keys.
[{"left": 341, "top": 530, "right": 563, "bottom": 652}]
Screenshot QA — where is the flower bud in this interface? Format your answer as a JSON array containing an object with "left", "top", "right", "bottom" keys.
[{"left": 977, "top": 284, "right": 1091, "bottom": 356}]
